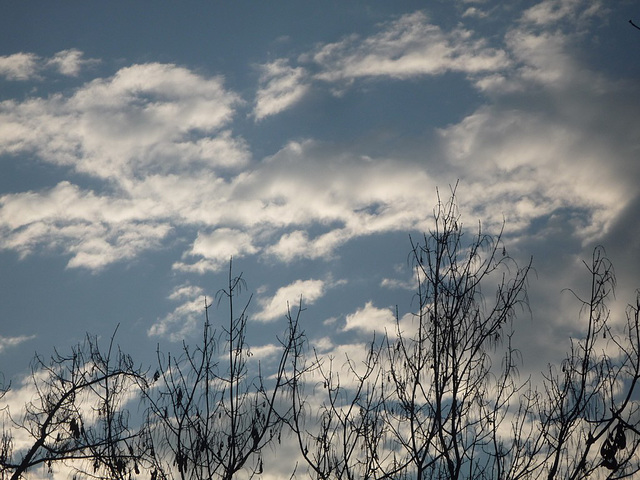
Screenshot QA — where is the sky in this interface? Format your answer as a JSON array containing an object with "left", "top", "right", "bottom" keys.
[{"left": 0, "top": 0, "right": 639, "bottom": 443}]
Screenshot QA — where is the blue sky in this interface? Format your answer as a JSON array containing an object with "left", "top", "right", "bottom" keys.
[{"left": 1, "top": 0, "right": 639, "bottom": 425}]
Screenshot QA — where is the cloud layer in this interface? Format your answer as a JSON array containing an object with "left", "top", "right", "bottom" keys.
[{"left": 0, "top": 0, "right": 637, "bottom": 343}]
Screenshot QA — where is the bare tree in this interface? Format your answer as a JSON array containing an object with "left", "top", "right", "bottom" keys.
[
  {"left": 140, "top": 260, "right": 303, "bottom": 480},
  {"left": 0, "top": 328, "right": 146, "bottom": 480},
  {"left": 288, "top": 188, "right": 532, "bottom": 479},
  {"left": 379, "top": 189, "right": 531, "bottom": 480},
  {"left": 536, "top": 246, "right": 640, "bottom": 479},
  {"left": 286, "top": 319, "right": 390, "bottom": 480},
  {"left": 287, "top": 191, "right": 640, "bottom": 480},
  {"left": 2, "top": 193, "right": 640, "bottom": 480}
]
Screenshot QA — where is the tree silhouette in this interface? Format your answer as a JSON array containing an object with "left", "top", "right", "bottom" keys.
[
  {"left": 286, "top": 190, "right": 640, "bottom": 479},
  {"left": 139, "top": 260, "right": 303, "bottom": 480},
  {"left": 0, "top": 329, "right": 146, "bottom": 480},
  {"left": 287, "top": 187, "right": 532, "bottom": 479},
  {"left": 535, "top": 246, "right": 640, "bottom": 479},
  {"left": 2, "top": 192, "right": 640, "bottom": 479}
]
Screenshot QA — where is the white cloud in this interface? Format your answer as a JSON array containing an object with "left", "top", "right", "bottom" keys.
[
  {"left": 168, "top": 284, "right": 205, "bottom": 301},
  {"left": 343, "top": 301, "right": 395, "bottom": 334},
  {"left": 0, "top": 62, "right": 245, "bottom": 182},
  {"left": 245, "top": 140, "right": 437, "bottom": 255},
  {"left": 0, "top": 52, "right": 39, "bottom": 80},
  {"left": 254, "top": 279, "right": 325, "bottom": 322},
  {"left": 254, "top": 10, "right": 511, "bottom": 117},
  {"left": 1, "top": 375, "right": 39, "bottom": 451},
  {"left": 0, "top": 62, "right": 251, "bottom": 271},
  {"left": 247, "top": 343, "right": 280, "bottom": 360},
  {"left": 462, "top": 7, "right": 488, "bottom": 18},
  {"left": 0, "top": 4, "right": 635, "bottom": 280},
  {"left": 266, "top": 228, "right": 354, "bottom": 262},
  {"left": 380, "top": 277, "right": 414, "bottom": 291},
  {"left": 46, "top": 48, "right": 99, "bottom": 76},
  {"left": 521, "top": 0, "right": 606, "bottom": 27},
  {"left": 437, "top": 17, "right": 640, "bottom": 243},
  {"left": 311, "top": 11, "right": 509, "bottom": 82},
  {"left": 0, "top": 181, "right": 173, "bottom": 269},
  {"left": 0, "top": 122, "right": 438, "bottom": 272},
  {"left": 254, "top": 59, "right": 310, "bottom": 120},
  {"left": 174, "top": 228, "right": 258, "bottom": 273},
  {"left": 265, "top": 230, "right": 310, "bottom": 262},
  {"left": 148, "top": 284, "right": 205, "bottom": 340},
  {"left": 0, "top": 50, "right": 100, "bottom": 81},
  {"left": 0, "top": 334, "right": 35, "bottom": 353}
]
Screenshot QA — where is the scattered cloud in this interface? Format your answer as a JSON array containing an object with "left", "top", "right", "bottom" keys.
[
  {"left": 0, "top": 181, "right": 173, "bottom": 270},
  {"left": 437, "top": 19, "right": 639, "bottom": 244},
  {"left": 0, "top": 334, "right": 35, "bottom": 353},
  {"left": 0, "top": 4, "right": 637, "bottom": 357},
  {"left": 174, "top": 228, "right": 258, "bottom": 274},
  {"left": 343, "top": 301, "right": 395, "bottom": 334},
  {"left": 253, "top": 59, "right": 310, "bottom": 120},
  {"left": 1, "top": 374, "right": 39, "bottom": 450},
  {"left": 521, "top": 0, "right": 606, "bottom": 28},
  {"left": 0, "top": 52, "right": 39, "bottom": 80},
  {"left": 46, "top": 48, "right": 99, "bottom": 76},
  {"left": 247, "top": 343, "right": 280, "bottom": 360},
  {"left": 148, "top": 284, "right": 205, "bottom": 340},
  {"left": 380, "top": 277, "right": 414, "bottom": 291},
  {"left": 461, "top": 7, "right": 488, "bottom": 19},
  {"left": 0, "top": 50, "right": 100, "bottom": 81},
  {"left": 0, "top": 62, "right": 249, "bottom": 271},
  {"left": 254, "top": 279, "right": 325, "bottom": 322},
  {"left": 0, "top": 62, "right": 244, "bottom": 181},
  {"left": 2, "top": 30, "right": 635, "bottom": 277},
  {"left": 310, "top": 11, "right": 509, "bottom": 82},
  {"left": 253, "top": 11, "right": 510, "bottom": 116}
]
